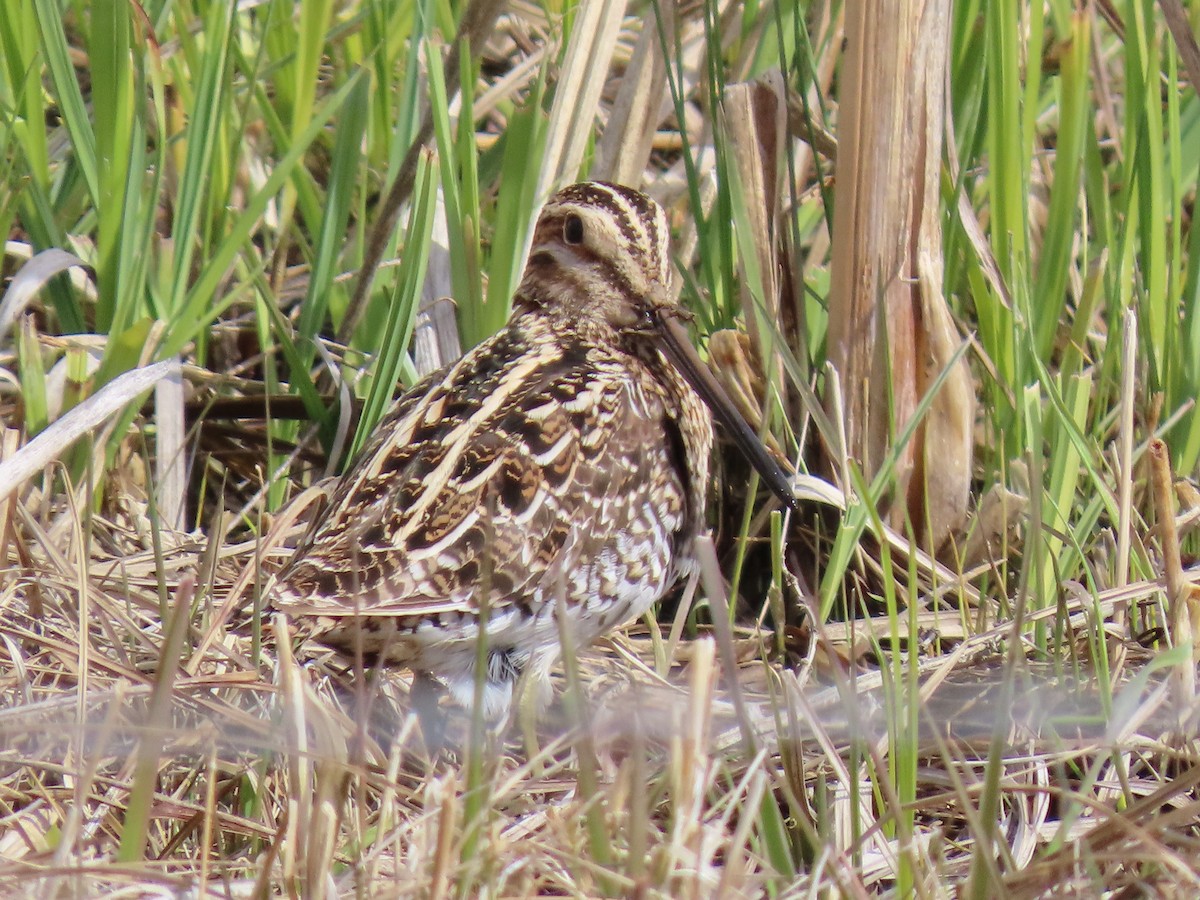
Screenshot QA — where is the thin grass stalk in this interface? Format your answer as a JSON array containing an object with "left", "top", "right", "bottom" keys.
[
  {"left": 164, "top": 68, "right": 368, "bottom": 359},
  {"left": 31, "top": 0, "right": 98, "bottom": 204},
  {"left": 429, "top": 770, "right": 458, "bottom": 900},
  {"left": 480, "top": 72, "right": 550, "bottom": 343},
  {"left": 554, "top": 584, "right": 615, "bottom": 895},
  {"left": 296, "top": 76, "right": 369, "bottom": 358},
  {"left": 339, "top": 0, "right": 507, "bottom": 346},
  {"left": 695, "top": 535, "right": 756, "bottom": 755},
  {"left": 427, "top": 39, "right": 483, "bottom": 346},
  {"left": 91, "top": 0, "right": 136, "bottom": 334},
  {"left": 164, "top": 0, "right": 235, "bottom": 321},
  {"left": 347, "top": 152, "right": 438, "bottom": 460},
  {"left": 117, "top": 574, "right": 195, "bottom": 861},
  {"left": 1125, "top": 0, "right": 1169, "bottom": 387},
  {"left": 819, "top": 339, "right": 972, "bottom": 619},
  {"left": 1115, "top": 305, "right": 1139, "bottom": 631},
  {"left": 1031, "top": 11, "right": 1090, "bottom": 362},
  {"left": 108, "top": 45, "right": 166, "bottom": 340},
  {"left": 1149, "top": 438, "right": 1197, "bottom": 715},
  {"left": 459, "top": 493, "right": 496, "bottom": 892}
]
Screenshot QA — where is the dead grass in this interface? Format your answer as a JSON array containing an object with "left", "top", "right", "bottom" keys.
[{"left": 1, "top": 483, "right": 1198, "bottom": 896}]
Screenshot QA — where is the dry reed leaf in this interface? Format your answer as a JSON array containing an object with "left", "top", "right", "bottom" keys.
[
  {"left": 534, "top": 0, "right": 629, "bottom": 201},
  {"left": 1150, "top": 439, "right": 1199, "bottom": 725},
  {"left": 912, "top": 245, "right": 975, "bottom": 550},
  {"left": 707, "top": 329, "right": 766, "bottom": 428},
  {"left": 473, "top": 42, "right": 546, "bottom": 119},
  {"left": 827, "top": 3, "right": 921, "bottom": 498},
  {"left": 413, "top": 295, "right": 463, "bottom": 377},
  {"left": 414, "top": 198, "right": 464, "bottom": 376},
  {"left": 189, "top": 479, "right": 331, "bottom": 672},
  {"left": 670, "top": 167, "right": 717, "bottom": 269},
  {"left": 274, "top": 612, "right": 348, "bottom": 897},
  {"left": 154, "top": 358, "right": 188, "bottom": 533},
  {"left": 826, "top": 0, "right": 972, "bottom": 549},
  {"left": 905, "top": 10, "right": 974, "bottom": 554},
  {"left": 722, "top": 71, "right": 788, "bottom": 367},
  {"left": 0, "top": 248, "right": 95, "bottom": 343},
  {"left": 783, "top": 80, "right": 839, "bottom": 164},
  {"left": 592, "top": 9, "right": 672, "bottom": 185},
  {"left": 0, "top": 360, "right": 178, "bottom": 507},
  {"left": 958, "top": 479, "right": 1029, "bottom": 569}
]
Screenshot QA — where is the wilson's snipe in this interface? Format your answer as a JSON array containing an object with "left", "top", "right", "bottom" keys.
[{"left": 272, "top": 182, "right": 795, "bottom": 729}]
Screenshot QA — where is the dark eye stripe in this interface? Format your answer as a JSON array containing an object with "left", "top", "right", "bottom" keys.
[
  {"left": 596, "top": 186, "right": 644, "bottom": 248},
  {"left": 603, "top": 185, "right": 662, "bottom": 259},
  {"left": 603, "top": 183, "right": 670, "bottom": 282}
]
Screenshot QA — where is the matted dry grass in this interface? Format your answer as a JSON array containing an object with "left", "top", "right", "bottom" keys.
[{"left": 2, "top": 470, "right": 1198, "bottom": 896}]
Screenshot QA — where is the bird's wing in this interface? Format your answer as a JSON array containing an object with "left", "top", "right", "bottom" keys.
[{"left": 272, "top": 324, "right": 690, "bottom": 629}]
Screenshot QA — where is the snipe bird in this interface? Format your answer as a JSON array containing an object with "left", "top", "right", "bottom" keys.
[{"left": 272, "top": 182, "right": 796, "bottom": 727}]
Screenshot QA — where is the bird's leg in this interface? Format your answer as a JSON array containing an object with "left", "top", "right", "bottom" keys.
[
  {"left": 475, "top": 648, "right": 519, "bottom": 742},
  {"left": 410, "top": 671, "right": 448, "bottom": 755}
]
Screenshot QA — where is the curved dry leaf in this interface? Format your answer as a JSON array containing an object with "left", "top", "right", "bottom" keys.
[
  {"left": 792, "top": 474, "right": 846, "bottom": 509},
  {"left": 960, "top": 480, "right": 1030, "bottom": 569},
  {"left": 0, "top": 359, "right": 178, "bottom": 506},
  {"left": 0, "top": 249, "right": 95, "bottom": 345},
  {"left": 915, "top": 248, "right": 975, "bottom": 549}
]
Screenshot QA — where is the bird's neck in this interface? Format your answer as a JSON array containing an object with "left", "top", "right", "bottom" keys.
[{"left": 511, "top": 300, "right": 630, "bottom": 353}]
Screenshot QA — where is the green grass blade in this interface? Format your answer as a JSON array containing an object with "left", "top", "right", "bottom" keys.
[
  {"left": 31, "top": 0, "right": 98, "bottom": 204},
  {"left": 165, "top": 0, "right": 236, "bottom": 319},
  {"left": 347, "top": 151, "right": 439, "bottom": 462},
  {"left": 164, "top": 69, "right": 369, "bottom": 359},
  {"left": 296, "top": 75, "right": 369, "bottom": 353}
]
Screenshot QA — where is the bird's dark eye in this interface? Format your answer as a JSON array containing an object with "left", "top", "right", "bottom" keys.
[{"left": 563, "top": 214, "right": 585, "bottom": 245}]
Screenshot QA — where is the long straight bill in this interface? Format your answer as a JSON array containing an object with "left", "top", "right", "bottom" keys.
[{"left": 658, "top": 315, "right": 799, "bottom": 513}]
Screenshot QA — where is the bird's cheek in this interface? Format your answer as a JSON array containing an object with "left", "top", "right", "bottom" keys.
[{"left": 611, "top": 303, "right": 648, "bottom": 331}]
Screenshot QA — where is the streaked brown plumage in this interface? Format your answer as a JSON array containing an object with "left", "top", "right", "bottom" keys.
[{"left": 272, "top": 182, "right": 795, "bottom": 725}]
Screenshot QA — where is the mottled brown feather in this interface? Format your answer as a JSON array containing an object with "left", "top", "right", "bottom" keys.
[
  {"left": 279, "top": 321, "right": 702, "bottom": 617},
  {"left": 271, "top": 182, "right": 715, "bottom": 720}
]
